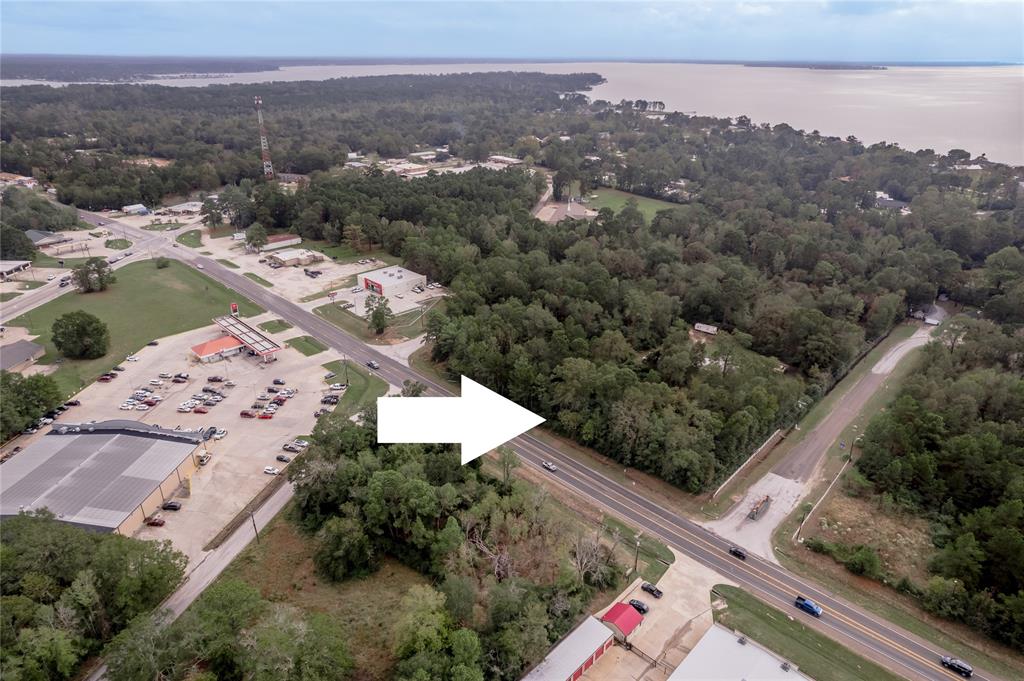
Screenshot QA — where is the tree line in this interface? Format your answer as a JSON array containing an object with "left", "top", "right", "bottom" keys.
[{"left": 0, "top": 187, "right": 83, "bottom": 261}]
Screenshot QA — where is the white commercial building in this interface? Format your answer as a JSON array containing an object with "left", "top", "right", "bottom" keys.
[
  {"left": 121, "top": 203, "right": 148, "bottom": 215},
  {"left": 361, "top": 265, "right": 426, "bottom": 298},
  {"left": 666, "top": 625, "right": 811, "bottom": 681}
]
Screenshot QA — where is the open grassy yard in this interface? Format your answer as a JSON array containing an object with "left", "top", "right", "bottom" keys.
[
  {"left": 259, "top": 319, "right": 292, "bottom": 334},
  {"left": 17, "top": 280, "right": 46, "bottom": 290},
  {"left": 713, "top": 585, "right": 904, "bottom": 681},
  {"left": 0, "top": 291, "right": 23, "bottom": 302},
  {"left": 8, "top": 260, "right": 263, "bottom": 397},
  {"left": 601, "top": 514, "right": 675, "bottom": 582},
  {"left": 243, "top": 272, "right": 274, "bottom": 287},
  {"left": 314, "top": 300, "right": 440, "bottom": 344},
  {"left": 302, "top": 240, "right": 401, "bottom": 265},
  {"left": 589, "top": 188, "right": 679, "bottom": 222},
  {"left": 104, "top": 238, "right": 132, "bottom": 250},
  {"left": 175, "top": 229, "right": 203, "bottom": 248},
  {"left": 142, "top": 221, "right": 185, "bottom": 231},
  {"left": 322, "top": 359, "right": 388, "bottom": 417},
  {"left": 218, "top": 508, "right": 428, "bottom": 681},
  {"left": 32, "top": 253, "right": 93, "bottom": 269},
  {"left": 208, "top": 223, "right": 236, "bottom": 238},
  {"left": 286, "top": 335, "right": 327, "bottom": 357},
  {"left": 408, "top": 343, "right": 458, "bottom": 391}
]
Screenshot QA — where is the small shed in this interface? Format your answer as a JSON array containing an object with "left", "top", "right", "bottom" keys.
[
  {"left": 694, "top": 323, "right": 719, "bottom": 336},
  {"left": 121, "top": 203, "right": 149, "bottom": 215},
  {"left": 601, "top": 602, "right": 643, "bottom": 641}
]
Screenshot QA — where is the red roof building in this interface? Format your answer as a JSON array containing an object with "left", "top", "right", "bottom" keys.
[
  {"left": 190, "top": 335, "right": 244, "bottom": 363},
  {"left": 601, "top": 602, "right": 643, "bottom": 640}
]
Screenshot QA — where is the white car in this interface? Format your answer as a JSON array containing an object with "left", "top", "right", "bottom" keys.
[
  {"left": 329, "top": 383, "right": 345, "bottom": 391},
  {"left": 149, "top": 379, "right": 163, "bottom": 386},
  {"left": 135, "top": 405, "right": 149, "bottom": 411},
  {"left": 395, "top": 293, "right": 404, "bottom": 299},
  {"left": 46, "top": 274, "right": 56, "bottom": 281},
  {"left": 293, "top": 440, "right": 309, "bottom": 449},
  {"left": 158, "top": 372, "right": 173, "bottom": 379},
  {"left": 150, "top": 395, "right": 164, "bottom": 402},
  {"left": 351, "top": 287, "right": 363, "bottom": 293},
  {"left": 263, "top": 466, "right": 280, "bottom": 475},
  {"left": 213, "top": 429, "right": 228, "bottom": 440},
  {"left": 224, "top": 380, "right": 236, "bottom": 387},
  {"left": 126, "top": 355, "right": 139, "bottom": 362},
  {"left": 196, "top": 264, "right": 204, "bottom": 269},
  {"left": 119, "top": 404, "right": 134, "bottom": 411},
  {"left": 177, "top": 406, "right": 192, "bottom": 413},
  {"left": 541, "top": 461, "right": 558, "bottom": 472},
  {"left": 210, "top": 395, "right": 223, "bottom": 402}
]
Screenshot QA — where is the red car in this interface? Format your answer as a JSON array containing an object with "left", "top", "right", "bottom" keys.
[
  {"left": 143, "top": 399, "right": 158, "bottom": 406},
  {"left": 145, "top": 515, "right": 165, "bottom": 527},
  {"left": 193, "top": 406, "right": 210, "bottom": 414},
  {"left": 240, "top": 410, "right": 256, "bottom": 418},
  {"left": 258, "top": 412, "right": 274, "bottom": 420},
  {"left": 98, "top": 375, "right": 112, "bottom": 383}
]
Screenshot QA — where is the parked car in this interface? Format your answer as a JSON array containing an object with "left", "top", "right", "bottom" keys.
[
  {"left": 175, "top": 373, "right": 189, "bottom": 379},
  {"left": 321, "top": 396, "right": 339, "bottom": 405},
  {"left": 263, "top": 466, "right": 280, "bottom": 475},
  {"left": 145, "top": 515, "right": 165, "bottom": 527},
  {"left": 135, "top": 405, "right": 150, "bottom": 411},
  {"left": 641, "top": 583, "right": 664, "bottom": 599},
  {"left": 112, "top": 365, "right": 126, "bottom": 372},
  {"left": 940, "top": 656, "right": 974, "bottom": 678},
  {"left": 324, "top": 371, "right": 337, "bottom": 380},
  {"left": 213, "top": 429, "right": 228, "bottom": 440},
  {"left": 64, "top": 400, "right": 81, "bottom": 407},
  {"left": 366, "top": 360, "right": 380, "bottom": 370},
  {"left": 329, "top": 383, "right": 345, "bottom": 391},
  {"left": 158, "top": 372, "right": 173, "bottom": 379},
  {"left": 119, "top": 404, "right": 134, "bottom": 411},
  {"left": 126, "top": 355, "right": 139, "bottom": 362},
  {"left": 541, "top": 461, "right": 558, "bottom": 472},
  {"left": 147, "top": 340, "right": 159, "bottom": 346},
  {"left": 193, "top": 406, "right": 210, "bottom": 414},
  {"left": 628, "top": 599, "right": 649, "bottom": 614},
  {"left": 256, "top": 393, "right": 270, "bottom": 401},
  {"left": 267, "top": 386, "right": 280, "bottom": 393},
  {"left": 207, "top": 376, "right": 224, "bottom": 382},
  {"left": 224, "top": 380, "right": 237, "bottom": 387},
  {"left": 203, "top": 400, "right": 217, "bottom": 407},
  {"left": 172, "top": 377, "right": 187, "bottom": 383},
  {"left": 282, "top": 443, "right": 301, "bottom": 453},
  {"left": 794, "top": 596, "right": 823, "bottom": 618},
  {"left": 199, "top": 454, "right": 212, "bottom": 465},
  {"left": 258, "top": 412, "right": 274, "bottom": 420},
  {"left": 240, "top": 410, "right": 257, "bottom": 418},
  {"left": 161, "top": 501, "right": 182, "bottom": 511},
  {"left": 728, "top": 546, "right": 748, "bottom": 560},
  {"left": 293, "top": 440, "right": 309, "bottom": 449},
  {"left": 276, "top": 455, "right": 292, "bottom": 463},
  {"left": 273, "top": 378, "right": 286, "bottom": 385},
  {"left": 149, "top": 379, "right": 163, "bottom": 386},
  {"left": 177, "top": 406, "right": 192, "bottom": 413},
  {"left": 143, "top": 399, "right": 158, "bottom": 406}
]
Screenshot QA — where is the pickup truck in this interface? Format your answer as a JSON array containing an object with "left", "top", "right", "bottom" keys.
[{"left": 794, "top": 596, "right": 822, "bottom": 618}]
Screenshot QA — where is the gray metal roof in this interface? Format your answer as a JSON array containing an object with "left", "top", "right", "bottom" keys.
[
  {"left": 521, "top": 617, "right": 611, "bottom": 680},
  {"left": 214, "top": 315, "right": 281, "bottom": 355},
  {"left": 0, "top": 421, "right": 201, "bottom": 531},
  {"left": 0, "top": 339, "right": 44, "bottom": 370},
  {"left": 667, "top": 624, "right": 812, "bottom": 681}
]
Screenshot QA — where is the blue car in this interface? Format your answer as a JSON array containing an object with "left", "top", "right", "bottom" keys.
[{"left": 794, "top": 596, "right": 822, "bottom": 617}]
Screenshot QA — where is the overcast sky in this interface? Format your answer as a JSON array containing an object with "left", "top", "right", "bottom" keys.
[{"left": 2, "top": 1, "right": 1021, "bottom": 63}]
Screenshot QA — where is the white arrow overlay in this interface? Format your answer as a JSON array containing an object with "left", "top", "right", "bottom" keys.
[{"left": 377, "top": 376, "right": 545, "bottom": 464}]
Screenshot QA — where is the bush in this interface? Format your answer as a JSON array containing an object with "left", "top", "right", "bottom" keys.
[
  {"left": 155, "top": 257, "right": 170, "bottom": 269},
  {"left": 843, "top": 545, "right": 883, "bottom": 579}
]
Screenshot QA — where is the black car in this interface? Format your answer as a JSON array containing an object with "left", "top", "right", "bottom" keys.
[
  {"left": 207, "top": 376, "right": 224, "bottom": 382},
  {"left": 161, "top": 501, "right": 182, "bottom": 511},
  {"left": 366, "top": 360, "right": 380, "bottom": 370},
  {"left": 628, "top": 599, "right": 649, "bottom": 615},
  {"left": 941, "top": 657, "right": 973, "bottom": 678},
  {"left": 148, "top": 341, "right": 159, "bottom": 346},
  {"left": 273, "top": 378, "right": 286, "bottom": 385},
  {"left": 112, "top": 365, "right": 125, "bottom": 372},
  {"left": 276, "top": 454, "right": 291, "bottom": 463},
  {"left": 267, "top": 386, "right": 280, "bottom": 393},
  {"left": 641, "top": 583, "right": 663, "bottom": 599},
  {"left": 64, "top": 400, "right": 81, "bottom": 407},
  {"left": 728, "top": 546, "right": 747, "bottom": 560},
  {"left": 203, "top": 400, "right": 218, "bottom": 407}
]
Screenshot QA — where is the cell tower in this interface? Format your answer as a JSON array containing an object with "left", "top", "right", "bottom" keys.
[{"left": 254, "top": 96, "right": 275, "bottom": 179}]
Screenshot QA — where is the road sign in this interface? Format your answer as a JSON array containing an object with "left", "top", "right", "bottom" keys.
[{"left": 377, "top": 376, "right": 544, "bottom": 464}]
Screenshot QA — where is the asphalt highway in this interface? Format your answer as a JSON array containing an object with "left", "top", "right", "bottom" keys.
[{"left": 49, "top": 211, "right": 1005, "bottom": 681}]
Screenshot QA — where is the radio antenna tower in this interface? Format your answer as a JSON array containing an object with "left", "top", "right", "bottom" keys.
[{"left": 254, "top": 96, "right": 275, "bottom": 179}]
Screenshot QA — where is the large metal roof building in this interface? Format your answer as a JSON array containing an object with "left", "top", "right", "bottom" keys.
[
  {"left": 0, "top": 420, "right": 202, "bottom": 535},
  {"left": 666, "top": 624, "right": 811, "bottom": 681}
]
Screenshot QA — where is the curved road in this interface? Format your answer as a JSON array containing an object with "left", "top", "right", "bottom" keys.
[{"left": 35, "top": 211, "right": 1006, "bottom": 681}]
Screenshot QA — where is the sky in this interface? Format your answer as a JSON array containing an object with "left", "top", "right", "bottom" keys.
[{"left": 1, "top": 1, "right": 1021, "bottom": 63}]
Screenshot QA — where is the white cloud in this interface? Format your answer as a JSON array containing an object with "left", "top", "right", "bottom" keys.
[{"left": 737, "top": 3, "right": 776, "bottom": 16}]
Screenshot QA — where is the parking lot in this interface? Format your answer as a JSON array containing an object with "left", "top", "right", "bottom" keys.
[
  {"left": 22, "top": 313, "right": 390, "bottom": 566},
  {"left": 586, "top": 549, "right": 735, "bottom": 680}
]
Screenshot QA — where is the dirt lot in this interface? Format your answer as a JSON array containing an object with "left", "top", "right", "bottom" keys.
[
  {"left": 34, "top": 313, "right": 384, "bottom": 567},
  {"left": 586, "top": 549, "right": 734, "bottom": 681}
]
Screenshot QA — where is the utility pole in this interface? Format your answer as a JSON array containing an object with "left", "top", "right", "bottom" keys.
[
  {"left": 254, "top": 96, "right": 275, "bottom": 180},
  {"left": 634, "top": 532, "right": 642, "bottom": 573},
  {"left": 250, "top": 510, "right": 259, "bottom": 544}
]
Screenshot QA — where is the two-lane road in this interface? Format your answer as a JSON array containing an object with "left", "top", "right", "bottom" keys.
[{"left": 47, "top": 211, "right": 1008, "bottom": 681}]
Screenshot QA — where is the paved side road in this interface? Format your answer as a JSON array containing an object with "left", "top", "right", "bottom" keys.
[{"left": 63, "top": 211, "right": 1003, "bottom": 681}]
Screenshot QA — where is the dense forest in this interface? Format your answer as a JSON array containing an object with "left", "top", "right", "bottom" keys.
[
  {"left": 0, "top": 512, "right": 186, "bottom": 681},
  {"left": 856, "top": 318, "right": 1024, "bottom": 650}
]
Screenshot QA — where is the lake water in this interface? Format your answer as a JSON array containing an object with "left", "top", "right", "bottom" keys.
[{"left": 4, "top": 62, "right": 1021, "bottom": 164}]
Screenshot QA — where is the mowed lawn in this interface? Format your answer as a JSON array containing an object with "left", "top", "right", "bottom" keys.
[
  {"left": 322, "top": 359, "right": 388, "bottom": 417},
  {"left": 286, "top": 335, "right": 327, "bottom": 356},
  {"left": 175, "top": 229, "right": 203, "bottom": 248},
  {"left": 9, "top": 260, "right": 263, "bottom": 397},
  {"left": 314, "top": 300, "right": 442, "bottom": 344},
  {"left": 713, "top": 585, "right": 904, "bottom": 681},
  {"left": 590, "top": 188, "right": 678, "bottom": 222},
  {"left": 218, "top": 508, "right": 428, "bottom": 681}
]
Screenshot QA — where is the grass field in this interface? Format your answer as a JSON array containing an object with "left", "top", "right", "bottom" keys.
[
  {"left": 298, "top": 277, "right": 358, "bottom": 303},
  {"left": 142, "top": 221, "right": 185, "bottom": 231},
  {"left": 104, "top": 238, "right": 132, "bottom": 250},
  {"left": 208, "top": 224, "right": 236, "bottom": 239},
  {"left": 313, "top": 300, "right": 440, "bottom": 344},
  {"left": 175, "top": 229, "right": 203, "bottom": 248},
  {"left": 12, "top": 280, "right": 46, "bottom": 291},
  {"left": 258, "top": 319, "right": 292, "bottom": 334},
  {"left": 243, "top": 272, "right": 274, "bottom": 287},
  {"left": 8, "top": 260, "right": 263, "bottom": 397},
  {"left": 217, "top": 508, "right": 427, "bottom": 681},
  {"left": 0, "top": 291, "right": 23, "bottom": 302},
  {"left": 713, "top": 585, "right": 904, "bottom": 681},
  {"left": 216, "top": 259, "right": 239, "bottom": 269},
  {"left": 602, "top": 515, "right": 675, "bottom": 582},
  {"left": 408, "top": 344, "right": 457, "bottom": 390},
  {"left": 589, "top": 188, "right": 679, "bottom": 222},
  {"left": 286, "top": 335, "right": 327, "bottom": 356},
  {"left": 322, "top": 359, "right": 388, "bottom": 417},
  {"left": 301, "top": 240, "right": 401, "bottom": 266},
  {"left": 32, "top": 253, "right": 93, "bottom": 269}
]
